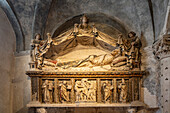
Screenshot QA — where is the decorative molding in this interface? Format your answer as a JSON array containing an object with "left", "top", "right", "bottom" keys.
[{"left": 26, "top": 71, "right": 146, "bottom": 78}]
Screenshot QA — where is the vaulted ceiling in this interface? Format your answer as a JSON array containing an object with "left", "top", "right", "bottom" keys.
[{"left": 0, "top": 0, "right": 169, "bottom": 52}]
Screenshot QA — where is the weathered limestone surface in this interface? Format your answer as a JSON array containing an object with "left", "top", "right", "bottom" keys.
[
  {"left": 0, "top": 8, "right": 15, "bottom": 113},
  {"left": 13, "top": 54, "right": 31, "bottom": 113}
]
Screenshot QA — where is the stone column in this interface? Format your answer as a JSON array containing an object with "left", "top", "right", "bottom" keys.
[{"left": 153, "top": 34, "right": 170, "bottom": 113}]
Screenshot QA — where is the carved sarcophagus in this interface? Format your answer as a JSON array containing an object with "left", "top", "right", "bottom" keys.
[
  {"left": 27, "top": 71, "right": 145, "bottom": 106},
  {"left": 27, "top": 15, "right": 145, "bottom": 111}
]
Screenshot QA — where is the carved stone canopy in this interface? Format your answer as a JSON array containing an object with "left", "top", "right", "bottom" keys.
[{"left": 30, "top": 15, "right": 142, "bottom": 72}]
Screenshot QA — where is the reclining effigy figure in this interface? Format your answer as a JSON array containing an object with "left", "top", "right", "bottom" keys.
[{"left": 55, "top": 48, "right": 122, "bottom": 69}]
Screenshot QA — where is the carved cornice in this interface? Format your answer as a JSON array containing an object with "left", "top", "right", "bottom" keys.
[
  {"left": 26, "top": 70, "right": 146, "bottom": 78},
  {"left": 153, "top": 34, "right": 170, "bottom": 60}
]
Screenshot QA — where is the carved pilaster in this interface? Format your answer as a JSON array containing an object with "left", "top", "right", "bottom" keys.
[
  {"left": 71, "top": 78, "right": 75, "bottom": 103},
  {"left": 97, "top": 78, "right": 102, "bottom": 103},
  {"left": 131, "top": 78, "right": 135, "bottom": 101},
  {"left": 31, "top": 77, "right": 39, "bottom": 102},
  {"left": 113, "top": 78, "right": 117, "bottom": 103},
  {"left": 128, "top": 78, "right": 132, "bottom": 102},
  {"left": 55, "top": 79, "right": 59, "bottom": 103}
]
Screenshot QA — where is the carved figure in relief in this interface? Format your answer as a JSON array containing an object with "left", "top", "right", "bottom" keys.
[
  {"left": 30, "top": 34, "right": 42, "bottom": 67},
  {"left": 125, "top": 31, "right": 142, "bottom": 69},
  {"left": 87, "top": 81, "right": 96, "bottom": 101},
  {"left": 118, "top": 79, "right": 127, "bottom": 103},
  {"left": 78, "top": 15, "right": 92, "bottom": 34},
  {"left": 102, "top": 81, "right": 113, "bottom": 102},
  {"left": 42, "top": 80, "right": 54, "bottom": 103},
  {"left": 30, "top": 33, "right": 53, "bottom": 69},
  {"left": 59, "top": 81, "right": 71, "bottom": 102},
  {"left": 75, "top": 79, "right": 96, "bottom": 102}
]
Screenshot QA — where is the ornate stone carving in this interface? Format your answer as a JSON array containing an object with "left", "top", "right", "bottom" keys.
[
  {"left": 27, "top": 16, "right": 144, "bottom": 111},
  {"left": 153, "top": 34, "right": 170, "bottom": 60},
  {"left": 42, "top": 80, "right": 54, "bottom": 103},
  {"left": 27, "top": 72, "right": 144, "bottom": 105},
  {"left": 118, "top": 79, "right": 127, "bottom": 103},
  {"left": 59, "top": 81, "right": 72, "bottom": 103},
  {"left": 29, "top": 16, "right": 142, "bottom": 72},
  {"left": 30, "top": 33, "right": 53, "bottom": 69},
  {"left": 101, "top": 80, "right": 113, "bottom": 103},
  {"left": 75, "top": 79, "right": 96, "bottom": 102}
]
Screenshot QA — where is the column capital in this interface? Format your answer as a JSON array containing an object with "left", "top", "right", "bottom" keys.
[{"left": 153, "top": 34, "right": 170, "bottom": 60}]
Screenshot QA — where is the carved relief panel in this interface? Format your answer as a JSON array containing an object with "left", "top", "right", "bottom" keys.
[
  {"left": 75, "top": 79, "right": 96, "bottom": 102},
  {"left": 58, "top": 79, "right": 72, "bottom": 103},
  {"left": 41, "top": 79, "right": 54, "bottom": 103},
  {"left": 101, "top": 80, "right": 113, "bottom": 103},
  {"left": 35, "top": 76, "right": 142, "bottom": 104}
]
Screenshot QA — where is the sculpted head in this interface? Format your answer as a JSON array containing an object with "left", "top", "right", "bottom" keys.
[
  {"left": 47, "top": 33, "right": 51, "bottom": 37},
  {"left": 81, "top": 78, "right": 88, "bottom": 83},
  {"left": 63, "top": 81, "right": 67, "bottom": 85},
  {"left": 89, "top": 55, "right": 95, "bottom": 61},
  {"left": 45, "top": 80, "right": 49, "bottom": 84},
  {"left": 122, "top": 79, "right": 125, "bottom": 84},
  {"left": 35, "top": 33, "right": 41, "bottom": 40},
  {"left": 128, "top": 31, "right": 136, "bottom": 38},
  {"left": 80, "top": 15, "right": 88, "bottom": 24}
]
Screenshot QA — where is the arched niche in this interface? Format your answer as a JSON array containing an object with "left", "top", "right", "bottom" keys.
[{"left": 52, "top": 13, "right": 129, "bottom": 39}]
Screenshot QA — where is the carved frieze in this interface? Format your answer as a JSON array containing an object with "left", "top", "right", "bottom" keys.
[{"left": 28, "top": 76, "right": 143, "bottom": 104}]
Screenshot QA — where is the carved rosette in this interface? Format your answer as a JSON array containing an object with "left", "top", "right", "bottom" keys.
[{"left": 153, "top": 34, "right": 170, "bottom": 60}]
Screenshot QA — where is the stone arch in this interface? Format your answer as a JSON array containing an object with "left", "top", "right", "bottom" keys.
[
  {"left": 52, "top": 13, "right": 130, "bottom": 38},
  {"left": 0, "top": 1, "right": 25, "bottom": 52},
  {"left": 0, "top": 7, "right": 16, "bottom": 113}
]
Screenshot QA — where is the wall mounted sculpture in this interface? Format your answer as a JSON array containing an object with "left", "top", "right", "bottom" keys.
[{"left": 27, "top": 15, "right": 145, "bottom": 113}]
